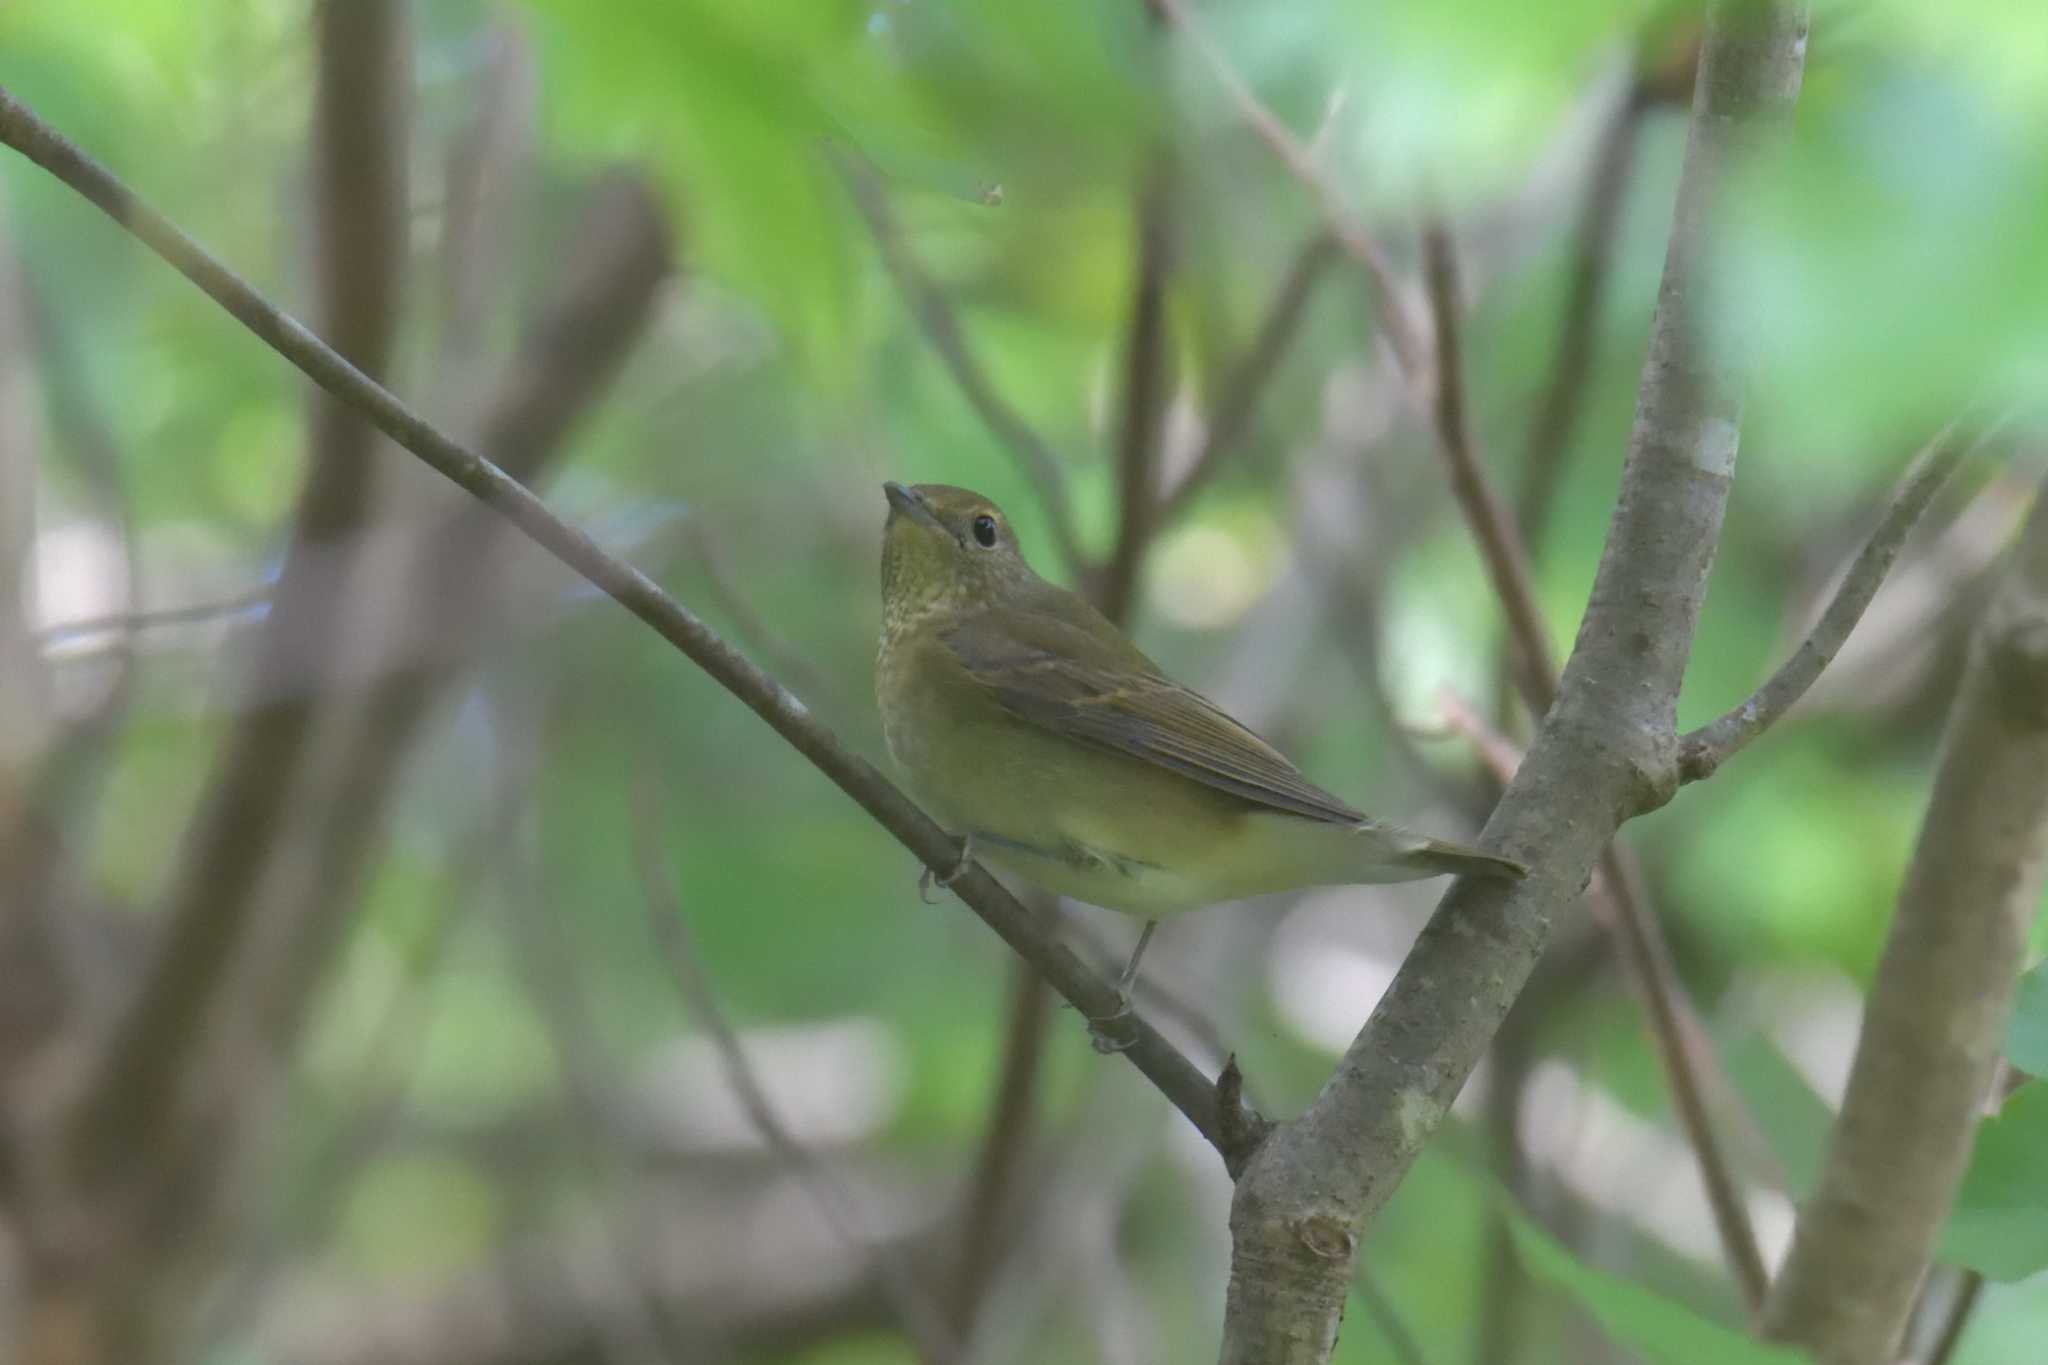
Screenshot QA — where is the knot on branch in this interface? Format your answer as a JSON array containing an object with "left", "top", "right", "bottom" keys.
[
  {"left": 1675, "top": 729, "right": 1724, "bottom": 785},
  {"left": 1293, "top": 1213, "right": 1356, "bottom": 1262},
  {"left": 1627, "top": 724, "right": 1682, "bottom": 816},
  {"left": 1217, "top": 1053, "right": 1273, "bottom": 1179},
  {"left": 1577, "top": 714, "right": 1680, "bottom": 816}
]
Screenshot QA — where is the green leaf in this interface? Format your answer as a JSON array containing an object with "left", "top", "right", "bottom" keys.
[
  {"left": 1724, "top": 1033, "right": 1836, "bottom": 1199},
  {"left": 1941, "top": 1081, "right": 2048, "bottom": 1281},
  {"left": 2007, "top": 961, "right": 2048, "bottom": 1076},
  {"left": 1505, "top": 1211, "right": 1809, "bottom": 1365}
]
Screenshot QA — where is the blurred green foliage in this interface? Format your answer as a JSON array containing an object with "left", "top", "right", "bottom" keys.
[
  {"left": 1506, "top": 1202, "right": 1806, "bottom": 1365},
  {"left": 1944, "top": 1084, "right": 2048, "bottom": 1282},
  {"left": 2011, "top": 963, "right": 2048, "bottom": 1077},
  {"left": 6, "top": 0, "right": 2048, "bottom": 1361}
]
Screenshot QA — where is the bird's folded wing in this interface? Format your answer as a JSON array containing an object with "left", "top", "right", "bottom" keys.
[{"left": 941, "top": 608, "right": 1366, "bottom": 825}]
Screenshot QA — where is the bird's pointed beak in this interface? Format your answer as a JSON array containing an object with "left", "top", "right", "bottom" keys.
[{"left": 883, "top": 481, "right": 945, "bottom": 535}]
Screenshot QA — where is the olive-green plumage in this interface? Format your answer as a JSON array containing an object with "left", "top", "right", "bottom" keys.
[{"left": 875, "top": 482, "right": 1525, "bottom": 920}]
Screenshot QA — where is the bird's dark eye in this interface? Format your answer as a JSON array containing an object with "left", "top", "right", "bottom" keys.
[{"left": 971, "top": 514, "right": 998, "bottom": 548}]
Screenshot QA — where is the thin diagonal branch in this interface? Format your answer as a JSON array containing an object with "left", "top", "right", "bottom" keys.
[
  {"left": 1421, "top": 214, "right": 1770, "bottom": 1316},
  {"left": 839, "top": 155, "right": 1086, "bottom": 572},
  {"left": 33, "top": 591, "right": 272, "bottom": 648},
  {"left": 1923, "top": 1270, "right": 1985, "bottom": 1365},
  {"left": 1150, "top": 0, "right": 1424, "bottom": 377},
  {"left": 1677, "top": 413, "right": 1999, "bottom": 783},
  {"left": 1421, "top": 220, "right": 1558, "bottom": 708},
  {"left": 630, "top": 772, "right": 959, "bottom": 1364},
  {"left": 0, "top": 83, "right": 1259, "bottom": 1170},
  {"left": 1158, "top": 230, "right": 1337, "bottom": 524}
]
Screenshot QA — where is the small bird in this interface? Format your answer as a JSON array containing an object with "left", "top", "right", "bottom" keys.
[{"left": 875, "top": 482, "right": 1524, "bottom": 1023}]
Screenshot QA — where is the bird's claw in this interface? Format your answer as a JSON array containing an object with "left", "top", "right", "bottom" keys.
[
  {"left": 917, "top": 835, "right": 975, "bottom": 904},
  {"left": 1087, "top": 993, "right": 1135, "bottom": 1054}
]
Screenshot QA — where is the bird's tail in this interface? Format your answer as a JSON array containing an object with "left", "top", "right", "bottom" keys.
[{"left": 1397, "top": 836, "right": 1528, "bottom": 881}]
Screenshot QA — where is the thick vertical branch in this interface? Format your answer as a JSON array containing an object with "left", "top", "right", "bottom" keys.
[
  {"left": 1215, "top": 5, "right": 1808, "bottom": 1360},
  {"left": 1423, "top": 216, "right": 1769, "bottom": 1312},
  {"left": 67, "top": 0, "right": 411, "bottom": 1184},
  {"left": 1763, "top": 476, "right": 2048, "bottom": 1365}
]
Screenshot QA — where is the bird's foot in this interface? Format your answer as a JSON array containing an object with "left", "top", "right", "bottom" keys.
[
  {"left": 917, "top": 834, "right": 975, "bottom": 904},
  {"left": 1087, "top": 992, "right": 1135, "bottom": 1054}
]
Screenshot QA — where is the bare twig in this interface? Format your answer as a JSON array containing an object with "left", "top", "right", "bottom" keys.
[
  {"left": 34, "top": 591, "right": 272, "bottom": 649},
  {"left": 1096, "top": 163, "right": 1175, "bottom": 623},
  {"left": 1764, "top": 475, "right": 2048, "bottom": 1364},
  {"left": 1677, "top": 415, "right": 1997, "bottom": 783},
  {"left": 1216, "top": 6, "right": 1809, "bottom": 1357},
  {"left": 1593, "top": 845, "right": 1769, "bottom": 1311},
  {"left": 1514, "top": 89, "right": 1648, "bottom": 550},
  {"left": 630, "top": 773, "right": 959, "bottom": 1364},
  {"left": 1420, "top": 221, "right": 1557, "bottom": 708},
  {"left": 1150, "top": 0, "right": 1424, "bottom": 376},
  {"left": 1421, "top": 216, "right": 1770, "bottom": 1314},
  {"left": 1922, "top": 1270, "right": 1985, "bottom": 1365},
  {"left": 1157, "top": 231, "right": 1338, "bottom": 524},
  {"left": 65, "top": 0, "right": 411, "bottom": 1185},
  {"left": 839, "top": 155, "right": 1086, "bottom": 572},
  {"left": 1435, "top": 687, "right": 1525, "bottom": 786}
]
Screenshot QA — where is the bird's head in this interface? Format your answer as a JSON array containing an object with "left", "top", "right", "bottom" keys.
[{"left": 880, "top": 482, "right": 1039, "bottom": 627}]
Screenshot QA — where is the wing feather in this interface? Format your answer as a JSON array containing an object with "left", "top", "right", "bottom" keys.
[{"left": 942, "top": 609, "right": 1365, "bottom": 825}]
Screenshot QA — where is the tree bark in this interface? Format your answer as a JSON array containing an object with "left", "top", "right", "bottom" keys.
[
  {"left": 1215, "top": 4, "right": 1809, "bottom": 1358},
  {"left": 1763, "top": 474, "right": 2048, "bottom": 1364}
]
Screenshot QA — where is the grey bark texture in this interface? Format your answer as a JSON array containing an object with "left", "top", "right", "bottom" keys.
[
  {"left": 1763, "top": 475, "right": 2048, "bottom": 1364},
  {"left": 1214, "top": 4, "right": 1809, "bottom": 1359}
]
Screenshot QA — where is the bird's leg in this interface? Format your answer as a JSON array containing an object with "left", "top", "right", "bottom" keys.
[
  {"left": 1088, "top": 918, "right": 1158, "bottom": 1054},
  {"left": 917, "top": 833, "right": 976, "bottom": 904},
  {"left": 1116, "top": 918, "right": 1157, "bottom": 998}
]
